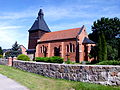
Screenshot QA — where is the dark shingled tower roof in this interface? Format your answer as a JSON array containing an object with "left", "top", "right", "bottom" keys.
[
  {"left": 82, "top": 37, "right": 95, "bottom": 44},
  {"left": 29, "top": 9, "right": 51, "bottom": 32}
]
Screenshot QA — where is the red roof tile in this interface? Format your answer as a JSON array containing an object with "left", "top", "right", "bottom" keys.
[{"left": 39, "top": 28, "right": 81, "bottom": 42}]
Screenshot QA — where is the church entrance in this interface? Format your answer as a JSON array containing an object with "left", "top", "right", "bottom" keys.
[{"left": 54, "top": 47, "right": 60, "bottom": 56}]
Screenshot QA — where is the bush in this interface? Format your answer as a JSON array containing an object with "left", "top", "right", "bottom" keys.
[
  {"left": 65, "top": 58, "right": 71, "bottom": 64},
  {"left": 97, "top": 60, "right": 120, "bottom": 65},
  {"left": 17, "top": 54, "right": 30, "bottom": 61},
  {"left": 35, "top": 56, "right": 63, "bottom": 63},
  {"left": 0, "top": 55, "right": 3, "bottom": 58},
  {"left": 35, "top": 57, "right": 49, "bottom": 62},
  {"left": 65, "top": 58, "right": 75, "bottom": 64}
]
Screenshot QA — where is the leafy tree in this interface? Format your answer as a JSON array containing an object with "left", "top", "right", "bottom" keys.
[
  {"left": 107, "top": 45, "right": 118, "bottom": 60},
  {"left": 89, "top": 17, "right": 120, "bottom": 60},
  {"left": 89, "top": 17, "right": 120, "bottom": 43}
]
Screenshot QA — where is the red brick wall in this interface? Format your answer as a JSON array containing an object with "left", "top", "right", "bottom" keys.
[
  {"left": 36, "top": 39, "right": 77, "bottom": 62},
  {"left": 28, "top": 30, "right": 47, "bottom": 49}
]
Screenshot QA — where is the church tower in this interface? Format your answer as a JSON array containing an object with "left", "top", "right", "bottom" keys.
[{"left": 27, "top": 9, "right": 51, "bottom": 59}]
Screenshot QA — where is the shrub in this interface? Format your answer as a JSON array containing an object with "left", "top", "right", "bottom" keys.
[
  {"left": 35, "top": 56, "right": 63, "bottom": 63},
  {"left": 35, "top": 57, "right": 49, "bottom": 62},
  {"left": 50, "top": 56, "right": 63, "bottom": 63},
  {"left": 65, "top": 58, "right": 74, "bottom": 64},
  {"left": 17, "top": 54, "right": 30, "bottom": 61},
  {"left": 97, "top": 60, "right": 120, "bottom": 65},
  {"left": 0, "top": 55, "right": 3, "bottom": 58}
]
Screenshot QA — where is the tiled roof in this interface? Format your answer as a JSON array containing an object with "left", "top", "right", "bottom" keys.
[
  {"left": 39, "top": 28, "right": 81, "bottom": 42},
  {"left": 29, "top": 9, "right": 51, "bottom": 32},
  {"left": 82, "top": 37, "right": 96, "bottom": 44}
]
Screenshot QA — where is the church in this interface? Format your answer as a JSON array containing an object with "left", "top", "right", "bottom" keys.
[{"left": 27, "top": 9, "right": 95, "bottom": 63}]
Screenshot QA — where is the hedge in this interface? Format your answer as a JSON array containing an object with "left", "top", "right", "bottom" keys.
[
  {"left": 17, "top": 54, "right": 30, "bottom": 61},
  {"left": 35, "top": 56, "right": 63, "bottom": 63},
  {"left": 97, "top": 60, "right": 120, "bottom": 65}
]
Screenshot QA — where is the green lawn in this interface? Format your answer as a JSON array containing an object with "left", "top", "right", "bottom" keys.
[{"left": 0, "top": 65, "right": 120, "bottom": 90}]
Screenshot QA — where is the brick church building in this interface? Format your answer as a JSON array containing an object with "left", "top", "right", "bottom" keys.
[{"left": 27, "top": 9, "right": 95, "bottom": 62}]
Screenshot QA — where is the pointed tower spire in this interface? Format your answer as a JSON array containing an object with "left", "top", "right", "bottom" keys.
[
  {"left": 38, "top": 9, "right": 44, "bottom": 18},
  {"left": 29, "top": 9, "right": 51, "bottom": 32}
]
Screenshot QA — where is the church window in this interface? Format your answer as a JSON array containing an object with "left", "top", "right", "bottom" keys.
[
  {"left": 73, "top": 44, "right": 75, "bottom": 52},
  {"left": 70, "top": 43, "right": 72, "bottom": 52},
  {"left": 66, "top": 43, "right": 75, "bottom": 53},
  {"left": 66, "top": 45, "right": 69, "bottom": 52}
]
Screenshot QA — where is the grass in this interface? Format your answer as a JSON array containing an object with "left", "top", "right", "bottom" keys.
[{"left": 0, "top": 65, "right": 120, "bottom": 90}]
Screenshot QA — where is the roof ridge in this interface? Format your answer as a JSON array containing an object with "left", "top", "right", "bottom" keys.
[{"left": 43, "top": 27, "right": 81, "bottom": 35}]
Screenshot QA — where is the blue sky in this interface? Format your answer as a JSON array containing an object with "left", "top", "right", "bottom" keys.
[{"left": 0, "top": 0, "right": 120, "bottom": 49}]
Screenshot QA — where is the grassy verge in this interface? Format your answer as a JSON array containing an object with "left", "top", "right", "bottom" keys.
[{"left": 0, "top": 65, "right": 120, "bottom": 90}]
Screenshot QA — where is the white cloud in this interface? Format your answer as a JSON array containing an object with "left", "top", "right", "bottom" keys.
[
  {"left": 0, "top": 3, "right": 119, "bottom": 49},
  {"left": 0, "top": 25, "right": 27, "bottom": 49}
]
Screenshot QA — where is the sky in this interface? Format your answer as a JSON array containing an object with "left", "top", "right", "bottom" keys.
[{"left": 0, "top": 0, "right": 120, "bottom": 49}]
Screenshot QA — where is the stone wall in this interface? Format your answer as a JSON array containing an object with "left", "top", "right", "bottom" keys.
[
  {"left": 13, "top": 60, "right": 120, "bottom": 86},
  {"left": 0, "top": 58, "right": 8, "bottom": 65}
]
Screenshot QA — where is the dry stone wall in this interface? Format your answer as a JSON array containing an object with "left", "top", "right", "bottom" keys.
[
  {"left": 13, "top": 60, "right": 120, "bottom": 86},
  {"left": 0, "top": 59, "right": 8, "bottom": 65}
]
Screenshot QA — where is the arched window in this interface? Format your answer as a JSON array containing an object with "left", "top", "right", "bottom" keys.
[
  {"left": 70, "top": 43, "right": 73, "bottom": 52},
  {"left": 66, "top": 45, "right": 69, "bottom": 52},
  {"left": 40, "top": 47, "right": 42, "bottom": 53},
  {"left": 73, "top": 44, "right": 75, "bottom": 52}
]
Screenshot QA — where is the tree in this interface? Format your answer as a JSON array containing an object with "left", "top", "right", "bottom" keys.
[
  {"left": 107, "top": 45, "right": 118, "bottom": 60},
  {"left": 5, "top": 41, "right": 22, "bottom": 58},
  {"left": 89, "top": 17, "right": 120, "bottom": 60},
  {"left": 11, "top": 41, "right": 22, "bottom": 57},
  {"left": 0, "top": 46, "right": 3, "bottom": 55},
  {"left": 101, "top": 33, "right": 107, "bottom": 60},
  {"left": 89, "top": 17, "right": 120, "bottom": 43},
  {"left": 89, "top": 46, "right": 97, "bottom": 61},
  {"left": 97, "top": 34, "right": 102, "bottom": 61}
]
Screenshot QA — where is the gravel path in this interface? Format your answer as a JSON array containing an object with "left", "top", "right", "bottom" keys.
[{"left": 0, "top": 74, "right": 28, "bottom": 90}]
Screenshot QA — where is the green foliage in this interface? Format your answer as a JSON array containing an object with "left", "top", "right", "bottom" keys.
[
  {"left": 65, "top": 58, "right": 72, "bottom": 64},
  {"left": 107, "top": 45, "right": 118, "bottom": 60},
  {"left": 35, "top": 56, "right": 63, "bottom": 63},
  {"left": 89, "top": 17, "right": 120, "bottom": 60},
  {"left": 0, "top": 55, "right": 3, "bottom": 58},
  {"left": 11, "top": 41, "right": 22, "bottom": 57},
  {"left": 97, "top": 60, "right": 120, "bottom": 65},
  {"left": 89, "top": 46, "right": 97, "bottom": 60},
  {"left": 5, "top": 51, "right": 11, "bottom": 58},
  {"left": 89, "top": 17, "right": 120, "bottom": 43},
  {"left": 17, "top": 54, "right": 30, "bottom": 61},
  {"left": 101, "top": 33, "right": 107, "bottom": 60},
  {"left": 5, "top": 42, "right": 22, "bottom": 58},
  {"left": 50, "top": 56, "right": 63, "bottom": 63},
  {"left": 0, "top": 47, "right": 3, "bottom": 55},
  {"left": 98, "top": 34, "right": 102, "bottom": 61}
]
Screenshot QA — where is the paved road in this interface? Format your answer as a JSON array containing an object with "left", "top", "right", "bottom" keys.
[{"left": 0, "top": 74, "right": 28, "bottom": 90}]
